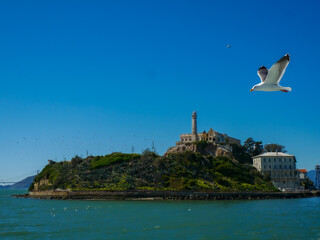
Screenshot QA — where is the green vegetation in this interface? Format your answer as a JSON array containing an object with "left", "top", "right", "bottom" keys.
[
  {"left": 264, "top": 143, "right": 286, "bottom": 153},
  {"left": 232, "top": 137, "right": 263, "bottom": 164},
  {"left": 91, "top": 152, "right": 141, "bottom": 169},
  {"left": 30, "top": 151, "right": 278, "bottom": 192}
]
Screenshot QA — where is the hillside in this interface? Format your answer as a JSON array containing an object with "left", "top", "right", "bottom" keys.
[
  {"left": 0, "top": 176, "right": 35, "bottom": 190},
  {"left": 308, "top": 170, "right": 316, "bottom": 183},
  {"left": 29, "top": 152, "right": 277, "bottom": 192}
]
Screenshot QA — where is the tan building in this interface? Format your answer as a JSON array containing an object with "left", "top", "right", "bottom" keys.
[
  {"left": 252, "top": 152, "right": 302, "bottom": 191},
  {"left": 176, "top": 111, "right": 241, "bottom": 147}
]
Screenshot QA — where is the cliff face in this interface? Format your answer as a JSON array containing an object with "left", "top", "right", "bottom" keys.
[
  {"left": 29, "top": 152, "right": 278, "bottom": 192},
  {"left": 164, "top": 142, "right": 233, "bottom": 158}
]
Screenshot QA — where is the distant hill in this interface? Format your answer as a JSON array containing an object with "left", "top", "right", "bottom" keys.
[
  {"left": 308, "top": 170, "right": 316, "bottom": 183},
  {"left": 0, "top": 176, "right": 35, "bottom": 190}
]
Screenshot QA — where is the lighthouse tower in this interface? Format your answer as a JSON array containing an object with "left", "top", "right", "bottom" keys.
[{"left": 191, "top": 111, "right": 198, "bottom": 142}]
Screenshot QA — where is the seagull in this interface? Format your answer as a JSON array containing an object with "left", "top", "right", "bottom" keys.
[
  {"left": 250, "top": 54, "right": 291, "bottom": 93},
  {"left": 226, "top": 44, "right": 231, "bottom": 48}
]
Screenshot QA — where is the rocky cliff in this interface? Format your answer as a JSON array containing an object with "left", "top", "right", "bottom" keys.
[{"left": 164, "top": 142, "right": 233, "bottom": 158}]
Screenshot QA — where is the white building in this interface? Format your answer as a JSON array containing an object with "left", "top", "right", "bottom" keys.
[
  {"left": 252, "top": 152, "right": 301, "bottom": 191},
  {"left": 297, "top": 169, "right": 307, "bottom": 179}
]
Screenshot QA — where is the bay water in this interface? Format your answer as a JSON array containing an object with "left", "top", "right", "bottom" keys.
[{"left": 1, "top": 189, "right": 320, "bottom": 240}]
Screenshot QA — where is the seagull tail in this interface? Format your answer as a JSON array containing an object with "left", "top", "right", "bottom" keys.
[{"left": 280, "top": 87, "right": 292, "bottom": 92}]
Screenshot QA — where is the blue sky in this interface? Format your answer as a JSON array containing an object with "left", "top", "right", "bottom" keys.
[{"left": 1, "top": 0, "right": 320, "bottom": 181}]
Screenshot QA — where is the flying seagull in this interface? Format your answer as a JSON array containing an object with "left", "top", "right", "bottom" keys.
[
  {"left": 250, "top": 54, "right": 291, "bottom": 93},
  {"left": 226, "top": 44, "right": 231, "bottom": 48}
]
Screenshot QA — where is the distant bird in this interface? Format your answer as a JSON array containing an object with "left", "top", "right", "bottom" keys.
[
  {"left": 250, "top": 54, "right": 291, "bottom": 93},
  {"left": 226, "top": 44, "right": 231, "bottom": 48}
]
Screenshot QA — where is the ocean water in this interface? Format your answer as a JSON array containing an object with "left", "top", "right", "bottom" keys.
[{"left": 1, "top": 190, "right": 320, "bottom": 240}]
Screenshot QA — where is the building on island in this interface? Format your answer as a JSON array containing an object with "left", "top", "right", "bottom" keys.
[
  {"left": 297, "top": 169, "right": 307, "bottom": 179},
  {"left": 252, "top": 152, "right": 302, "bottom": 191},
  {"left": 176, "top": 111, "right": 241, "bottom": 147}
]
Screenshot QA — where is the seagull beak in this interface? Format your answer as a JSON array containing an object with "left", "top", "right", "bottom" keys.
[{"left": 250, "top": 88, "right": 254, "bottom": 92}]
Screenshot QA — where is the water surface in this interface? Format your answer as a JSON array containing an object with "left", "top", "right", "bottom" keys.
[{"left": 1, "top": 190, "right": 320, "bottom": 239}]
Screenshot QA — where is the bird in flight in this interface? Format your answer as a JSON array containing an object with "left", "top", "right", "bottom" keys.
[
  {"left": 250, "top": 54, "right": 291, "bottom": 93},
  {"left": 226, "top": 44, "right": 231, "bottom": 48}
]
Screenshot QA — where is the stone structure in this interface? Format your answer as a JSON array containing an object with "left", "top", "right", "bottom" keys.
[
  {"left": 191, "top": 111, "right": 198, "bottom": 142},
  {"left": 252, "top": 152, "right": 302, "bottom": 191},
  {"left": 176, "top": 111, "right": 241, "bottom": 147}
]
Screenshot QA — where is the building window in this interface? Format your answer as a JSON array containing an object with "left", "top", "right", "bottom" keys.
[
  {"left": 289, "top": 165, "right": 291, "bottom": 169},
  {"left": 274, "top": 158, "right": 276, "bottom": 162},
  {"left": 284, "top": 158, "right": 286, "bottom": 162},
  {"left": 279, "top": 158, "right": 281, "bottom": 162},
  {"left": 285, "top": 172, "right": 287, "bottom": 176},
  {"left": 269, "top": 158, "right": 271, "bottom": 162},
  {"left": 274, "top": 165, "right": 276, "bottom": 169},
  {"left": 284, "top": 165, "right": 287, "bottom": 169},
  {"left": 263, "top": 158, "right": 266, "bottom": 162},
  {"left": 290, "top": 172, "right": 292, "bottom": 176},
  {"left": 269, "top": 165, "right": 271, "bottom": 169},
  {"left": 264, "top": 165, "right": 266, "bottom": 169},
  {"left": 289, "top": 158, "right": 291, "bottom": 162},
  {"left": 279, "top": 165, "right": 282, "bottom": 169}
]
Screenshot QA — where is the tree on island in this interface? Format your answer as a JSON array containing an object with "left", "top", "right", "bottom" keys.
[
  {"left": 264, "top": 143, "right": 286, "bottom": 153},
  {"left": 243, "top": 138, "right": 263, "bottom": 156},
  {"left": 232, "top": 138, "right": 263, "bottom": 164}
]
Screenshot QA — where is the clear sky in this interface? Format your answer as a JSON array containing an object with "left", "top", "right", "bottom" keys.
[{"left": 1, "top": 0, "right": 320, "bottom": 182}]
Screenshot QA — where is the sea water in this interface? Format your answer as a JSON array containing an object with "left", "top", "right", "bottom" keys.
[{"left": 1, "top": 190, "right": 320, "bottom": 240}]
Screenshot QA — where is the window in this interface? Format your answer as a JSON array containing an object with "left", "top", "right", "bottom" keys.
[
  {"left": 269, "top": 158, "right": 271, "bottom": 162},
  {"left": 269, "top": 165, "right": 271, "bottom": 169},
  {"left": 264, "top": 165, "right": 266, "bottom": 169},
  {"left": 279, "top": 165, "right": 282, "bottom": 169},
  {"left": 284, "top": 165, "right": 287, "bottom": 169},
  {"left": 263, "top": 158, "right": 266, "bottom": 162},
  {"left": 284, "top": 158, "right": 286, "bottom": 162},
  {"left": 279, "top": 158, "right": 282, "bottom": 162},
  {"left": 274, "top": 165, "right": 276, "bottom": 169},
  {"left": 289, "top": 165, "right": 291, "bottom": 169},
  {"left": 274, "top": 158, "right": 276, "bottom": 162},
  {"left": 290, "top": 172, "right": 292, "bottom": 176}
]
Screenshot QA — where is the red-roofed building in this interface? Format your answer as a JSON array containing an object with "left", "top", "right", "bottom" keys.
[{"left": 298, "top": 169, "right": 308, "bottom": 179}]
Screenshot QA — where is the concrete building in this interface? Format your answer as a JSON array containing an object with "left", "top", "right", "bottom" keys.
[
  {"left": 176, "top": 111, "right": 241, "bottom": 147},
  {"left": 252, "top": 152, "right": 302, "bottom": 191}
]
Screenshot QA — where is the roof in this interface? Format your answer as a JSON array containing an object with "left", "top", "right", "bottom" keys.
[
  {"left": 298, "top": 169, "right": 307, "bottom": 173},
  {"left": 252, "top": 152, "right": 295, "bottom": 158}
]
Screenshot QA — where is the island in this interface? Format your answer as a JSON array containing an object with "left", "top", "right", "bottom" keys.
[{"left": 17, "top": 142, "right": 320, "bottom": 200}]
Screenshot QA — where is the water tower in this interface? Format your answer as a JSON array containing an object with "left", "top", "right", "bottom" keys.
[{"left": 315, "top": 165, "right": 320, "bottom": 189}]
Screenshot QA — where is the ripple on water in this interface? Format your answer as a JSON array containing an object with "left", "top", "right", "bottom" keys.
[{"left": 1, "top": 190, "right": 320, "bottom": 240}]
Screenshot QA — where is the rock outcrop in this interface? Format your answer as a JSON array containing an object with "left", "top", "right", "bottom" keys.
[{"left": 164, "top": 142, "right": 233, "bottom": 158}]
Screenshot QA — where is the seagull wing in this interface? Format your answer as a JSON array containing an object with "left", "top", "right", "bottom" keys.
[
  {"left": 264, "top": 54, "right": 290, "bottom": 85},
  {"left": 257, "top": 66, "right": 268, "bottom": 82}
]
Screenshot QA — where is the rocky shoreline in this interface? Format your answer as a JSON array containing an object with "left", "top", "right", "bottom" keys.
[{"left": 14, "top": 190, "right": 320, "bottom": 201}]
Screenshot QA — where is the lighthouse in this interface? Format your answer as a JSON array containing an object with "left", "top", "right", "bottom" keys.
[{"left": 191, "top": 111, "right": 198, "bottom": 141}]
